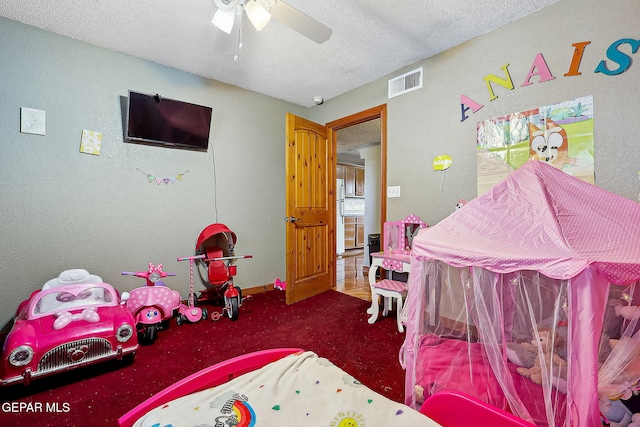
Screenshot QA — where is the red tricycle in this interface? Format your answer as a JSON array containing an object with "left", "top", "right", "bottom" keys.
[
  {"left": 122, "top": 263, "right": 181, "bottom": 344},
  {"left": 193, "top": 224, "right": 252, "bottom": 321}
]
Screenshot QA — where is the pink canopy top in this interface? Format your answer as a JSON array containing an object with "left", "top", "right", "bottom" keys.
[{"left": 411, "top": 161, "right": 640, "bottom": 285}]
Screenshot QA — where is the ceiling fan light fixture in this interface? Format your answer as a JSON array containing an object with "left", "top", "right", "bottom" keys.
[
  {"left": 213, "top": 0, "right": 238, "bottom": 12},
  {"left": 244, "top": 0, "right": 271, "bottom": 31},
  {"left": 211, "top": 8, "right": 236, "bottom": 34}
]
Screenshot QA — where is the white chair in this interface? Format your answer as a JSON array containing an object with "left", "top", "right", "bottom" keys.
[{"left": 367, "top": 278, "right": 407, "bottom": 332}]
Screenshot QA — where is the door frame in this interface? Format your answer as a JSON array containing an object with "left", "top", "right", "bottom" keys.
[{"left": 327, "top": 104, "right": 387, "bottom": 266}]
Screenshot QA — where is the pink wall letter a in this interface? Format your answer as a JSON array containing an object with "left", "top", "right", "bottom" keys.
[{"left": 521, "top": 53, "right": 555, "bottom": 87}]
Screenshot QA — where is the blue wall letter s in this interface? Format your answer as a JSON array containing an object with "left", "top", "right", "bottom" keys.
[{"left": 594, "top": 38, "right": 640, "bottom": 76}]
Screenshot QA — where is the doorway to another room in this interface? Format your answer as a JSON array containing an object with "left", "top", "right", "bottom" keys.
[
  {"left": 336, "top": 248, "right": 370, "bottom": 301},
  {"left": 328, "top": 105, "right": 387, "bottom": 301}
]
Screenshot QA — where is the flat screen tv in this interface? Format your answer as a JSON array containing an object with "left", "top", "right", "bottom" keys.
[{"left": 125, "top": 90, "right": 212, "bottom": 151}]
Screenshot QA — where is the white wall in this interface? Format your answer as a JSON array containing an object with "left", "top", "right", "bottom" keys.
[
  {"left": 311, "top": 0, "right": 640, "bottom": 226},
  {"left": 0, "top": 17, "right": 306, "bottom": 320}
]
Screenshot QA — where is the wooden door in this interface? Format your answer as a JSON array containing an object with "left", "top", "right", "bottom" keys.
[{"left": 285, "top": 113, "right": 335, "bottom": 304}]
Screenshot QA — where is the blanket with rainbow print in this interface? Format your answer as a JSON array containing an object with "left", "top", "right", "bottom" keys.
[{"left": 132, "top": 351, "right": 439, "bottom": 427}]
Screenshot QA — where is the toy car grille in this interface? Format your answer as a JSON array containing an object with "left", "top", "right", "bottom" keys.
[{"left": 37, "top": 338, "right": 113, "bottom": 372}]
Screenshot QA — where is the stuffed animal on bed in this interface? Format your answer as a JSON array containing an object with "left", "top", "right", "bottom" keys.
[
  {"left": 612, "top": 300, "right": 640, "bottom": 320},
  {"left": 515, "top": 328, "right": 567, "bottom": 392},
  {"left": 600, "top": 398, "right": 640, "bottom": 427},
  {"left": 506, "top": 342, "right": 537, "bottom": 368},
  {"left": 415, "top": 384, "right": 426, "bottom": 405},
  {"left": 599, "top": 336, "right": 640, "bottom": 401}
]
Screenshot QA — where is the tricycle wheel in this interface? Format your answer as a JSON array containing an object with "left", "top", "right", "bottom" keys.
[
  {"left": 201, "top": 307, "right": 208, "bottom": 321},
  {"left": 176, "top": 314, "right": 183, "bottom": 326},
  {"left": 227, "top": 296, "right": 240, "bottom": 321}
]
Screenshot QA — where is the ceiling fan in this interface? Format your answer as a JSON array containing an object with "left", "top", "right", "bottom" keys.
[{"left": 212, "top": 0, "right": 332, "bottom": 44}]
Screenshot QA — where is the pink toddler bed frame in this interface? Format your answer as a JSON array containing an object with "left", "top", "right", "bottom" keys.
[
  {"left": 118, "top": 347, "right": 534, "bottom": 427},
  {"left": 421, "top": 391, "right": 537, "bottom": 427},
  {"left": 118, "top": 348, "right": 302, "bottom": 427}
]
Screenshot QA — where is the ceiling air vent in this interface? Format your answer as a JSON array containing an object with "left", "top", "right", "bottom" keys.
[{"left": 388, "top": 67, "right": 423, "bottom": 99}]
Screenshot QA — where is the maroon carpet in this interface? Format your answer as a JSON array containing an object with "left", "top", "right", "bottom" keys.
[{"left": 0, "top": 290, "right": 407, "bottom": 426}]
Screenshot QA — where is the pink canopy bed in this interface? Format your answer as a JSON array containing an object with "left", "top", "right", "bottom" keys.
[{"left": 402, "top": 161, "right": 640, "bottom": 426}]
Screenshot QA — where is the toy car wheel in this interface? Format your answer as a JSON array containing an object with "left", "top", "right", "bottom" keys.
[
  {"left": 122, "top": 352, "right": 136, "bottom": 364},
  {"left": 176, "top": 314, "right": 183, "bottom": 326},
  {"left": 227, "top": 296, "right": 240, "bottom": 321},
  {"left": 143, "top": 324, "right": 158, "bottom": 344},
  {"left": 201, "top": 307, "right": 208, "bottom": 321}
]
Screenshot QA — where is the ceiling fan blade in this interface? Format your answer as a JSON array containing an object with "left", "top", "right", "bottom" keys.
[
  {"left": 269, "top": 1, "right": 332, "bottom": 44},
  {"left": 211, "top": 8, "right": 237, "bottom": 34}
]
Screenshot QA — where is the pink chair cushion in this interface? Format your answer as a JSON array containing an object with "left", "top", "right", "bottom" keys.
[{"left": 371, "top": 279, "right": 407, "bottom": 292}]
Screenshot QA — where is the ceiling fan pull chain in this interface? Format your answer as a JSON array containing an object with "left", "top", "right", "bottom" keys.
[{"left": 234, "top": 8, "right": 243, "bottom": 61}]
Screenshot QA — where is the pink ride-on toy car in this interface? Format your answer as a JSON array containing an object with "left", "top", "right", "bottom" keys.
[
  {"left": 194, "top": 223, "right": 252, "bottom": 321},
  {"left": 122, "top": 263, "right": 181, "bottom": 344},
  {"left": 1, "top": 270, "right": 138, "bottom": 386}
]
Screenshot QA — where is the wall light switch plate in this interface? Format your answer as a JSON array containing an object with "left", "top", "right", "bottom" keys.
[{"left": 387, "top": 185, "right": 401, "bottom": 198}]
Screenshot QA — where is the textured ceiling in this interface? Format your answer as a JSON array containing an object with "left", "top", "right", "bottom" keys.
[
  {"left": 337, "top": 119, "right": 380, "bottom": 153},
  {"left": 0, "top": 0, "right": 560, "bottom": 108}
]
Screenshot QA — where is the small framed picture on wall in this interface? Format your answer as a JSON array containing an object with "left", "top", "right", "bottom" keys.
[{"left": 20, "top": 107, "right": 46, "bottom": 135}]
